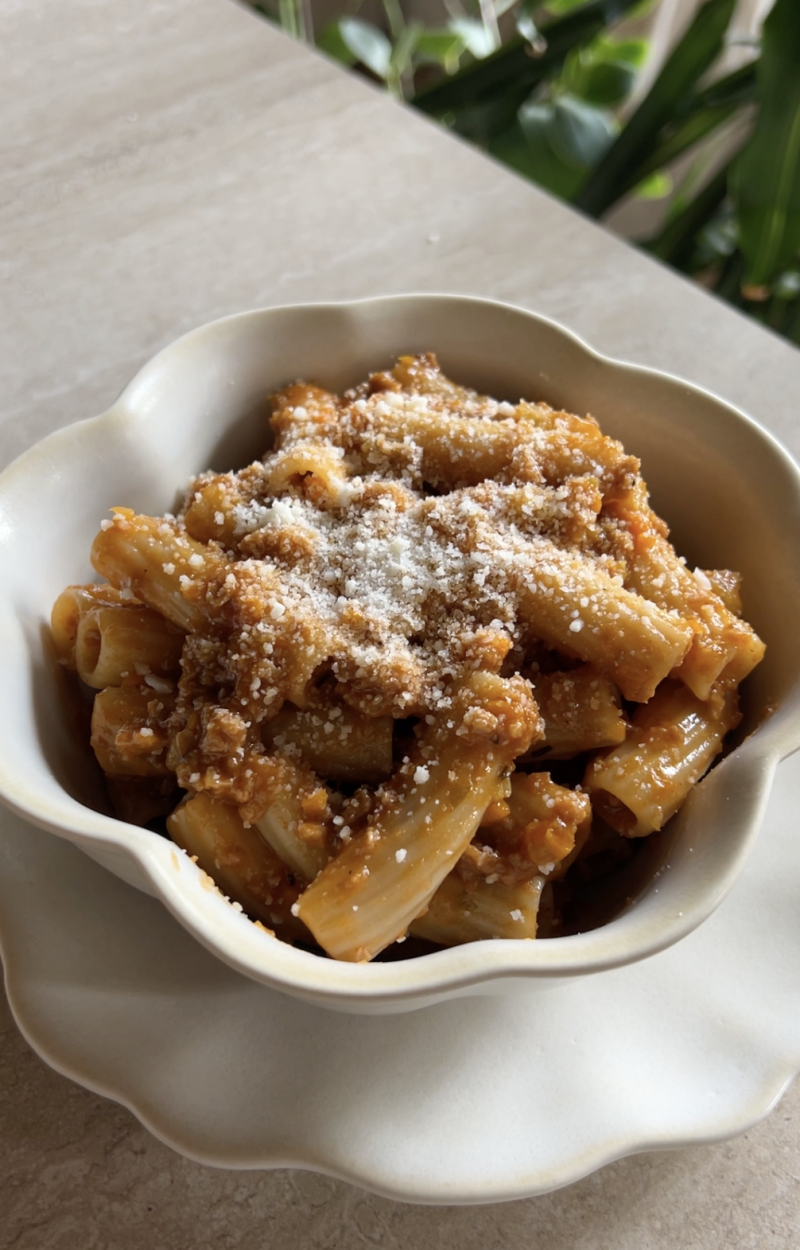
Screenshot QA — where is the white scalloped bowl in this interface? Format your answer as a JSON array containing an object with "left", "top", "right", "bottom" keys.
[{"left": 1, "top": 295, "right": 799, "bottom": 1014}]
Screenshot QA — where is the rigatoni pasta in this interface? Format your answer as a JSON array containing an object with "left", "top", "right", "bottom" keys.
[{"left": 51, "top": 353, "right": 764, "bottom": 960}]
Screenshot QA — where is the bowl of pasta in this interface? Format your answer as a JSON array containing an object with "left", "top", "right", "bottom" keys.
[{"left": 1, "top": 294, "right": 799, "bottom": 1013}]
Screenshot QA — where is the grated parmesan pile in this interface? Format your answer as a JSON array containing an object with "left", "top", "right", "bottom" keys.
[{"left": 169, "top": 353, "right": 646, "bottom": 752}]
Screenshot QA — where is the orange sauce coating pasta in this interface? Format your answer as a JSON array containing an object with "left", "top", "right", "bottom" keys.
[{"left": 52, "top": 355, "right": 764, "bottom": 959}]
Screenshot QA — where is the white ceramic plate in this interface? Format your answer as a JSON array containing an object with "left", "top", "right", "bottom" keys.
[{"left": 1, "top": 751, "right": 799, "bottom": 1204}]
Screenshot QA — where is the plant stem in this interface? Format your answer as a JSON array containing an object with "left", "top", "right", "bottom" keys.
[{"left": 714, "top": 249, "right": 746, "bottom": 304}]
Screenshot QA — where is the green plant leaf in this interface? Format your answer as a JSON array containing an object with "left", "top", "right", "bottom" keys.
[
  {"left": 690, "top": 60, "right": 756, "bottom": 112},
  {"left": 666, "top": 156, "right": 711, "bottom": 222},
  {"left": 566, "top": 54, "right": 637, "bottom": 105},
  {"left": 317, "top": 19, "right": 358, "bottom": 66},
  {"left": 547, "top": 95, "right": 617, "bottom": 167},
  {"left": 644, "top": 158, "right": 733, "bottom": 268},
  {"left": 787, "top": 299, "right": 800, "bottom": 346},
  {"left": 449, "top": 16, "right": 496, "bottom": 59},
  {"left": 634, "top": 170, "right": 673, "bottom": 199},
  {"left": 562, "top": 31, "right": 646, "bottom": 105},
  {"left": 714, "top": 249, "right": 746, "bottom": 303},
  {"left": 496, "top": 95, "right": 614, "bottom": 198},
  {"left": 697, "top": 207, "right": 739, "bottom": 261},
  {"left": 543, "top": 0, "right": 597, "bottom": 14},
  {"left": 413, "top": 0, "right": 642, "bottom": 116},
  {"left": 774, "top": 270, "right": 800, "bottom": 301},
  {"left": 731, "top": 0, "right": 800, "bottom": 288},
  {"left": 492, "top": 109, "right": 586, "bottom": 199},
  {"left": 599, "top": 37, "right": 648, "bottom": 68},
  {"left": 415, "top": 29, "right": 466, "bottom": 68},
  {"left": 610, "top": 62, "right": 757, "bottom": 201},
  {"left": 624, "top": 102, "right": 740, "bottom": 190},
  {"left": 575, "top": 0, "right": 737, "bottom": 218},
  {"left": 335, "top": 17, "right": 392, "bottom": 80},
  {"left": 448, "top": 95, "right": 526, "bottom": 145}
]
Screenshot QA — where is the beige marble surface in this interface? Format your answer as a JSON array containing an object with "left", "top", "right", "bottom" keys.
[{"left": 1, "top": 0, "right": 800, "bottom": 1243}]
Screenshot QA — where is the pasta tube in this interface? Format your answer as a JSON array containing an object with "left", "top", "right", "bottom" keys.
[
  {"left": 507, "top": 534, "right": 693, "bottom": 702},
  {"left": 429, "top": 489, "right": 692, "bottom": 702},
  {"left": 490, "top": 771, "right": 593, "bottom": 880},
  {"left": 262, "top": 704, "right": 394, "bottom": 783},
  {"left": 269, "top": 382, "right": 342, "bottom": 443},
  {"left": 91, "top": 681, "right": 176, "bottom": 777},
  {"left": 625, "top": 534, "right": 764, "bottom": 698},
  {"left": 410, "top": 872, "right": 544, "bottom": 945},
  {"left": 250, "top": 754, "right": 334, "bottom": 883},
  {"left": 51, "top": 583, "right": 134, "bottom": 668},
  {"left": 91, "top": 511, "right": 224, "bottom": 631},
  {"left": 584, "top": 680, "right": 742, "bottom": 836},
  {"left": 265, "top": 441, "right": 353, "bottom": 507},
  {"left": 167, "top": 792, "right": 305, "bottom": 937},
  {"left": 335, "top": 384, "right": 632, "bottom": 492},
  {"left": 529, "top": 665, "right": 626, "bottom": 757},
  {"left": 75, "top": 605, "right": 184, "bottom": 689},
  {"left": 183, "top": 473, "right": 249, "bottom": 546},
  {"left": 601, "top": 485, "right": 765, "bottom": 699},
  {"left": 295, "top": 672, "right": 542, "bottom": 962}
]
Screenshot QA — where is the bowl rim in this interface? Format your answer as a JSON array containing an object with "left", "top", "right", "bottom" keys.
[{"left": 2, "top": 292, "right": 800, "bottom": 1008}]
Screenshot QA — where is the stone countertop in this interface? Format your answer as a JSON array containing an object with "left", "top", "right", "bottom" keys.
[{"left": 1, "top": 0, "right": 799, "bottom": 1244}]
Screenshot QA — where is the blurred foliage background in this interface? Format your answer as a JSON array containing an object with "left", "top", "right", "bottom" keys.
[{"left": 245, "top": 0, "right": 800, "bottom": 348}]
